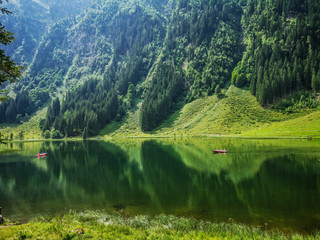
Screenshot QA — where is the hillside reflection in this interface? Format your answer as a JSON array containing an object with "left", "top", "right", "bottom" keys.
[{"left": 0, "top": 138, "right": 319, "bottom": 231}]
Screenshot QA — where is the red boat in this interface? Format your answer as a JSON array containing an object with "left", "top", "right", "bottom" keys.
[
  {"left": 36, "top": 152, "right": 47, "bottom": 157},
  {"left": 213, "top": 149, "right": 227, "bottom": 154}
]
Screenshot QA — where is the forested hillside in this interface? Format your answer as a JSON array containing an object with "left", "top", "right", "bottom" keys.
[
  {"left": 141, "top": 0, "right": 243, "bottom": 130},
  {"left": 40, "top": 0, "right": 169, "bottom": 138},
  {"left": 232, "top": 0, "right": 320, "bottom": 105},
  {"left": 0, "top": 0, "right": 93, "bottom": 126},
  {"left": 1, "top": 0, "right": 320, "bottom": 138},
  {"left": 1, "top": 0, "right": 93, "bottom": 64}
]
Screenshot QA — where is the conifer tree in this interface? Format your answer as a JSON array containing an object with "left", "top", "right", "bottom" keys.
[
  {"left": 0, "top": 1, "right": 22, "bottom": 96},
  {"left": 312, "top": 70, "right": 320, "bottom": 99},
  {"left": 52, "top": 98, "right": 60, "bottom": 117}
]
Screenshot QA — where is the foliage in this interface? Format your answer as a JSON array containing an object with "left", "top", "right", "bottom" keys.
[
  {"left": 0, "top": 106, "right": 46, "bottom": 140},
  {"left": 51, "top": 130, "right": 63, "bottom": 139},
  {"left": 0, "top": 90, "right": 48, "bottom": 124},
  {"left": 43, "top": 130, "right": 50, "bottom": 139},
  {"left": 233, "top": 0, "right": 320, "bottom": 105},
  {"left": 41, "top": 0, "right": 167, "bottom": 137},
  {"left": 2, "top": 0, "right": 320, "bottom": 136},
  {"left": 0, "top": 0, "right": 22, "bottom": 95},
  {"left": 141, "top": 61, "right": 185, "bottom": 131},
  {"left": 107, "top": 86, "right": 290, "bottom": 137},
  {"left": 18, "top": 130, "right": 23, "bottom": 140},
  {"left": 140, "top": 0, "right": 244, "bottom": 130},
  {"left": 272, "top": 91, "right": 319, "bottom": 113}
]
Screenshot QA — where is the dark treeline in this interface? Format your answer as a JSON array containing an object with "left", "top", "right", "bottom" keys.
[
  {"left": 0, "top": 90, "right": 49, "bottom": 124},
  {"left": 232, "top": 0, "right": 320, "bottom": 104}
]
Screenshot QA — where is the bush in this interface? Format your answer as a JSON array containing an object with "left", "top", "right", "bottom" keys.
[
  {"left": 43, "top": 130, "right": 51, "bottom": 139},
  {"left": 18, "top": 131, "right": 24, "bottom": 140},
  {"left": 51, "top": 130, "right": 63, "bottom": 139},
  {"left": 16, "top": 114, "right": 23, "bottom": 124},
  {"left": 273, "top": 91, "right": 319, "bottom": 113}
]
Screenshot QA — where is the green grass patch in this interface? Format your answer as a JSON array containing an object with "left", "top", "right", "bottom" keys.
[
  {"left": 99, "top": 119, "right": 125, "bottom": 136},
  {"left": 0, "top": 211, "right": 318, "bottom": 240},
  {"left": 241, "top": 111, "right": 320, "bottom": 138}
]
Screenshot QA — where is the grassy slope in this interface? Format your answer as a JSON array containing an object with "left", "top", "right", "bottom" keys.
[
  {"left": 241, "top": 111, "right": 320, "bottom": 138},
  {"left": 0, "top": 107, "right": 46, "bottom": 140},
  {"left": 108, "top": 86, "right": 320, "bottom": 138},
  {"left": 0, "top": 211, "right": 318, "bottom": 240}
]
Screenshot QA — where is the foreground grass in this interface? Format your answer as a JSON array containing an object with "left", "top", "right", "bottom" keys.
[{"left": 0, "top": 211, "right": 319, "bottom": 240}]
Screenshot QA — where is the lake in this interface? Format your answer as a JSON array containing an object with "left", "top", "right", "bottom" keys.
[{"left": 0, "top": 138, "right": 319, "bottom": 232}]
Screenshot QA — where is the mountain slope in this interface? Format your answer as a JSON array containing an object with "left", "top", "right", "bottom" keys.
[
  {"left": 104, "top": 86, "right": 320, "bottom": 138},
  {"left": 1, "top": 0, "right": 320, "bottom": 139},
  {"left": 2, "top": 86, "right": 320, "bottom": 139},
  {"left": 233, "top": 0, "right": 320, "bottom": 104},
  {"left": 1, "top": 0, "right": 94, "bottom": 65}
]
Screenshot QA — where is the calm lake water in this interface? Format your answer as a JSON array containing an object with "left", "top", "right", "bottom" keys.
[{"left": 0, "top": 138, "right": 320, "bottom": 232}]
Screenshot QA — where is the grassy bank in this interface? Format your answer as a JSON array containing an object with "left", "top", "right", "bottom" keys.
[{"left": 0, "top": 211, "right": 318, "bottom": 240}]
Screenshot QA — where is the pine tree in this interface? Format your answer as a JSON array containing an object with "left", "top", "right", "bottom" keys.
[
  {"left": 18, "top": 130, "right": 24, "bottom": 140},
  {"left": 83, "top": 127, "right": 88, "bottom": 139},
  {"left": 215, "top": 84, "right": 223, "bottom": 98},
  {"left": 312, "top": 70, "right": 320, "bottom": 99},
  {"left": 52, "top": 98, "right": 60, "bottom": 117},
  {"left": 0, "top": 2, "right": 22, "bottom": 93},
  {"left": 5, "top": 99, "right": 16, "bottom": 122}
]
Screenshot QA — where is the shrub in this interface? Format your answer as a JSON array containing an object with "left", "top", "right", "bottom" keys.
[
  {"left": 43, "top": 130, "right": 51, "bottom": 139},
  {"left": 51, "top": 130, "right": 63, "bottom": 139},
  {"left": 273, "top": 91, "right": 319, "bottom": 113}
]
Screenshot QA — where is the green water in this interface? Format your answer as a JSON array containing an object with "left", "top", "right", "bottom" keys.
[{"left": 0, "top": 138, "right": 319, "bottom": 232}]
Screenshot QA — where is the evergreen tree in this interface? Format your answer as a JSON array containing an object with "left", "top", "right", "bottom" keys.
[
  {"left": 82, "top": 127, "right": 88, "bottom": 139},
  {"left": 5, "top": 99, "right": 16, "bottom": 122},
  {"left": 43, "top": 130, "right": 51, "bottom": 139},
  {"left": 18, "top": 130, "right": 24, "bottom": 140},
  {"left": 236, "top": 0, "right": 320, "bottom": 104},
  {"left": 215, "top": 84, "right": 223, "bottom": 99},
  {"left": 0, "top": 1, "right": 22, "bottom": 95},
  {"left": 312, "top": 70, "right": 320, "bottom": 99},
  {"left": 52, "top": 98, "right": 60, "bottom": 117}
]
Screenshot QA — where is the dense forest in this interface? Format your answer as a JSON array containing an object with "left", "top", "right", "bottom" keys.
[
  {"left": 1, "top": 0, "right": 320, "bottom": 137},
  {"left": 141, "top": 0, "right": 243, "bottom": 130},
  {"left": 233, "top": 0, "right": 320, "bottom": 104}
]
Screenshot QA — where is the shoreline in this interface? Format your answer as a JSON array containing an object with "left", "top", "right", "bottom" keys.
[
  {"left": 1, "top": 133, "right": 319, "bottom": 143},
  {"left": 0, "top": 210, "right": 319, "bottom": 239}
]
